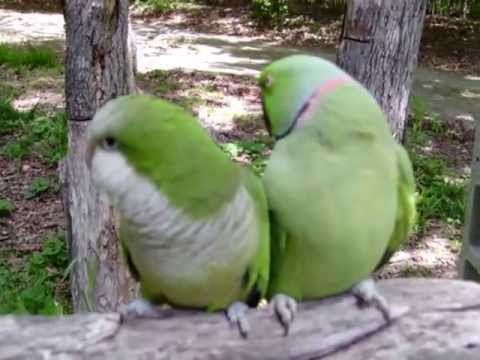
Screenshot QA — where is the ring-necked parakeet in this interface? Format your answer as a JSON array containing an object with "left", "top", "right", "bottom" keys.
[
  {"left": 258, "top": 55, "right": 416, "bottom": 333},
  {"left": 86, "top": 95, "right": 270, "bottom": 337}
]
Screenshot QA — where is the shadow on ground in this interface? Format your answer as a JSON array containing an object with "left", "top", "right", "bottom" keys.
[{"left": 1, "top": 8, "right": 479, "bottom": 126}]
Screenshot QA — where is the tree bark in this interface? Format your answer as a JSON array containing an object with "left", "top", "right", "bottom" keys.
[
  {"left": 1, "top": 279, "right": 480, "bottom": 359},
  {"left": 336, "top": 0, "right": 427, "bottom": 141},
  {"left": 62, "top": 0, "right": 137, "bottom": 312}
]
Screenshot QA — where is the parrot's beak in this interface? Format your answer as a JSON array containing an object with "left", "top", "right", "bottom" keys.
[{"left": 261, "top": 96, "right": 272, "bottom": 136}]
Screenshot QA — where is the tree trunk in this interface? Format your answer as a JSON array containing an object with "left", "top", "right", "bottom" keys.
[
  {"left": 336, "top": 0, "right": 427, "bottom": 142},
  {"left": 62, "top": 0, "right": 137, "bottom": 312},
  {"left": 2, "top": 279, "right": 480, "bottom": 359},
  {"left": 463, "top": 0, "right": 471, "bottom": 18}
]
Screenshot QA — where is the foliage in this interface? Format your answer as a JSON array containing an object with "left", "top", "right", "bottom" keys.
[
  {"left": 0, "top": 199, "right": 15, "bottom": 217},
  {"left": 221, "top": 140, "right": 269, "bottom": 175},
  {"left": 0, "top": 234, "right": 70, "bottom": 315},
  {"left": 251, "top": 0, "right": 289, "bottom": 24},
  {"left": 24, "top": 177, "right": 51, "bottom": 200},
  {"left": 284, "top": 0, "right": 480, "bottom": 18},
  {"left": 0, "top": 97, "right": 35, "bottom": 135},
  {"left": 134, "top": 0, "right": 198, "bottom": 15},
  {"left": 0, "top": 99, "right": 67, "bottom": 165},
  {"left": 428, "top": 0, "right": 480, "bottom": 17},
  {"left": 0, "top": 43, "right": 58, "bottom": 70},
  {"left": 247, "top": 0, "right": 480, "bottom": 22},
  {"left": 411, "top": 152, "right": 466, "bottom": 232},
  {"left": 30, "top": 113, "right": 68, "bottom": 164},
  {"left": 138, "top": 0, "right": 176, "bottom": 12},
  {"left": 406, "top": 97, "right": 466, "bottom": 234}
]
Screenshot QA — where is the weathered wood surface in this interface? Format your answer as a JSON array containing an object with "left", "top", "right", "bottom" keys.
[
  {"left": 63, "top": 0, "right": 137, "bottom": 312},
  {"left": 336, "top": 0, "right": 427, "bottom": 141},
  {"left": 1, "top": 279, "right": 480, "bottom": 359}
]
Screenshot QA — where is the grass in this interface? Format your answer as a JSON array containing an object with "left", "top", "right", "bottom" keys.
[
  {"left": 398, "top": 264, "right": 436, "bottom": 278},
  {"left": 0, "top": 97, "right": 35, "bottom": 135},
  {"left": 0, "top": 42, "right": 69, "bottom": 315},
  {"left": 0, "top": 100, "right": 67, "bottom": 165},
  {"left": 406, "top": 96, "right": 467, "bottom": 235},
  {"left": 0, "top": 233, "right": 70, "bottom": 315},
  {"left": 0, "top": 199, "right": 14, "bottom": 217},
  {"left": 222, "top": 140, "right": 270, "bottom": 175},
  {"left": 0, "top": 43, "right": 58, "bottom": 70},
  {"left": 411, "top": 152, "right": 466, "bottom": 232},
  {"left": 0, "top": 43, "right": 66, "bottom": 164},
  {"left": 133, "top": 0, "right": 200, "bottom": 14},
  {"left": 24, "top": 177, "right": 51, "bottom": 200}
]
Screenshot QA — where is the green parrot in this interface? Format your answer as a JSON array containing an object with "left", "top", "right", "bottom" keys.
[
  {"left": 259, "top": 55, "right": 416, "bottom": 333},
  {"left": 86, "top": 95, "right": 269, "bottom": 337}
]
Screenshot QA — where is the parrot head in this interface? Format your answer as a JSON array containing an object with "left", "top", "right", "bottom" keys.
[
  {"left": 258, "top": 55, "right": 351, "bottom": 140},
  {"left": 86, "top": 95, "right": 201, "bottom": 208},
  {"left": 86, "top": 94, "right": 238, "bottom": 218},
  {"left": 86, "top": 95, "right": 182, "bottom": 206}
]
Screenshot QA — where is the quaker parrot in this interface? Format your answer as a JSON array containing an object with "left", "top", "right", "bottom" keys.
[
  {"left": 258, "top": 55, "right": 416, "bottom": 333},
  {"left": 85, "top": 95, "right": 269, "bottom": 337}
]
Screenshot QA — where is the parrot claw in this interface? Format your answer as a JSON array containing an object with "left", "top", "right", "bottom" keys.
[
  {"left": 119, "top": 298, "right": 162, "bottom": 322},
  {"left": 351, "top": 278, "right": 392, "bottom": 321},
  {"left": 271, "top": 294, "right": 298, "bottom": 336},
  {"left": 226, "top": 301, "right": 251, "bottom": 338}
]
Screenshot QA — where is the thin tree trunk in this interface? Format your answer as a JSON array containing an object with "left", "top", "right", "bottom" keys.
[
  {"left": 463, "top": 0, "right": 470, "bottom": 18},
  {"left": 336, "top": 0, "right": 427, "bottom": 142},
  {"left": 62, "top": 0, "right": 137, "bottom": 312}
]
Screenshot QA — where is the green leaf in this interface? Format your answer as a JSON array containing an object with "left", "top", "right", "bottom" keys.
[
  {"left": 24, "top": 176, "right": 50, "bottom": 199},
  {"left": 0, "top": 199, "right": 14, "bottom": 217}
]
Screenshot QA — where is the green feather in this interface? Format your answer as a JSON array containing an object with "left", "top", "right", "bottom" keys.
[
  {"left": 88, "top": 95, "right": 270, "bottom": 312},
  {"left": 240, "top": 168, "right": 270, "bottom": 304},
  {"left": 260, "top": 55, "right": 416, "bottom": 301},
  {"left": 376, "top": 144, "right": 417, "bottom": 269},
  {"left": 93, "top": 95, "right": 240, "bottom": 219}
]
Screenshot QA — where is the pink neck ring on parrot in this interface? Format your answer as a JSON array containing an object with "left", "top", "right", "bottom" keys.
[
  {"left": 296, "top": 76, "right": 351, "bottom": 128},
  {"left": 276, "top": 76, "right": 351, "bottom": 140}
]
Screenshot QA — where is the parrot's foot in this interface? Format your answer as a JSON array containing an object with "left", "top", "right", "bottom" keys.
[
  {"left": 271, "top": 294, "right": 298, "bottom": 336},
  {"left": 226, "top": 301, "right": 251, "bottom": 338},
  {"left": 119, "top": 298, "right": 162, "bottom": 321},
  {"left": 351, "top": 278, "right": 392, "bottom": 321}
]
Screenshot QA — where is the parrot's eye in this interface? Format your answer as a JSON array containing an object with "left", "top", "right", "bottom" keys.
[
  {"left": 101, "top": 136, "right": 118, "bottom": 151},
  {"left": 260, "top": 74, "right": 273, "bottom": 89}
]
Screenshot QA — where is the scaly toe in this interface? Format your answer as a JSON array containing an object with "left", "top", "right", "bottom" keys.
[
  {"left": 271, "top": 294, "right": 298, "bottom": 335},
  {"left": 226, "top": 301, "right": 251, "bottom": 338},
  {"left": 351, "top": 278, "right": 392, "bottom": 321}
]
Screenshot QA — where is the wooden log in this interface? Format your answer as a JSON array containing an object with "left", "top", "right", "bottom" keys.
[{"left": 1, "top": 279, "right": 480, "bottom": 359}]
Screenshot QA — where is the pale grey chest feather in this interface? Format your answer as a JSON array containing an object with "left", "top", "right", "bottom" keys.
[{"left": 90, "top": 149, "right": 258, "bottom": 277}]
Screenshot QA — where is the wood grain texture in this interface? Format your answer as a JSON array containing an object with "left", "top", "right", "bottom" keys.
[
  {"left": 2, "top": 279, "right": 480, "bottom": 359},
  {"left": 63, "top": 0, "right": 138, "bottom": 312}
]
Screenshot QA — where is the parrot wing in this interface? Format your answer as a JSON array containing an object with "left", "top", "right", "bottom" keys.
[
  {"left": 376, "top": 143, "right": 416, "bottom": 270},
  {"left": 119, "top": 222, "right": 141, "bottom": 282},
  {"left": 266, "top": 209, "right": 288, "bottom": 297},
  {"left": 240, "top": 168, "right": 270, "bottom": 307}
]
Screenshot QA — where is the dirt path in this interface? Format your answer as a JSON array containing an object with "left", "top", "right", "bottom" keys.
[{"left": 1, "top": 8, "right": 479, "bottom": 127}]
